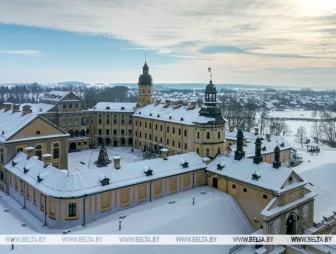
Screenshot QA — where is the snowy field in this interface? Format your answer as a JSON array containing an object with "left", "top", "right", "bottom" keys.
[
  {"left": 68, "top": 147, "right": 143, "bottom": 173},
  {"left": 0, "top": 186, "right": 251, "bottom": 254},
  {"left": 268, "top": 109, "right": 335, "bottom": 119}
]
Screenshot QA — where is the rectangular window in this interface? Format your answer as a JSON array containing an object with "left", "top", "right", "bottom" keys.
[
  {"left": 178, "top": 142, "right": 181, "bottom": 148},
  {"left": 128, "top": 130, "right": 132, "bottom": 135},
  {"left": 184, "top": 143, "right": 187, "bottom": 150},
  {"left": 114, "top": 119, "right": 117, "bottom": 124},
  {"left": 178, "top": 128, "right": 181, "bottom": 135},
  {"left": 243, "top": 187, "right": 247, "bottom": 193},
  {"left": 121, "top": 129, "right": 125, "bottom": 135},
  {"left": 121, "top": 119, "right": 125, "bottom": 124},
  {"left": 106, "top": 129, "right": 110, "bottom": 135},
  {"left": 68, "top": 203, "right": 77, "bottom": 217},
  {"left": 113, "top": 129, "right": 117, "bottom": 135},
  {"left": 149, "top": 123, "right": 152, "bottom": 129},
  {"left": 106, "top": 118, "right": 110, "bottom": 124},
  {"left": 33, "top": 189, "right": 37, "bottom": 205},
  {"left": 20, "top": 181, "right": 24, "bottom": 196},
  {"left": 218, "top": 132, "right": 221, "bottom": 139},
  {"left": 232, "top": 184, "right": 236, "bottom": 189},
  {"left": 155, "top": 124, "right": 158, "bottom": 130},
  {"left": 207, "top": 132, "right": 210, "bottom": 139},
  {"left": 173, "top": 127, "right": 175, "bottom": 134},
  {"left": 167, "top": 139, "right": 169, "bottom": 145},
  {"left": 172, "top": 140, "right": 175, "bottom": 146},
  {"left": 197, "top": 132, "right": 200, "bottom": 139},
  {"left": 26, "top": 184, "right": 30, "bottom": 200},
  {"left": 184, "top": 129, "right": 187, "bottom": 136},
  {"left": 40, "top": 195, "right": 45, "bottom": 211},
  {"left": 167, "top": 126, "right": 169, "bottom": 133},
  {"left": 36, "top": 130, "right": 40, "bottom": 135},
  {"left": 206, "top": 148, "right": 209, "bottom": 156},
  {"left": 160, "top": 125, "right": 163, "bottom": 131},
  {"left": 98, "top": 119, "right": 102, "bottom": 124},
  {"left": 98, "top": 129, "right": 102, "bottom": 135}
]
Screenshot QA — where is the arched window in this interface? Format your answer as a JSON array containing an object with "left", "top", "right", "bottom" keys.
[
  {"left": 35, "top": 145, "right": 42, "bottom": 160},
  {"left": 53, "top": 143, "right": 59, "bottom": 159}
]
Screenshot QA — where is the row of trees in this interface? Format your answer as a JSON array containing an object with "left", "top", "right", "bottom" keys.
[
  {"left": 0, "top": 83, "right": 136, "bottom": 108},
  {"left": 296, "top": 111, "right": 336, "bottom": 147},
  {"left": 218, "top": 95, "right": 290, "bottom": 135}
]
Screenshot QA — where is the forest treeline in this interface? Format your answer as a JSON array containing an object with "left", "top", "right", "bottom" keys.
[{"left": 0, "top": 83, "right": 137, "bottom": 108}]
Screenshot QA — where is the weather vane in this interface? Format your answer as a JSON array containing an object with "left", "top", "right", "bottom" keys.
[{"left": 208, "top": 67, "right": 212, "bottom": 81}]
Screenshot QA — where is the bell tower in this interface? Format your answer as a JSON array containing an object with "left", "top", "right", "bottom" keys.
[
  {"left": 194, "top": 67, "right": 227, "bottom": 158},
  {"left": 138, "top": 62, "right": 153, "bottom": 107}
]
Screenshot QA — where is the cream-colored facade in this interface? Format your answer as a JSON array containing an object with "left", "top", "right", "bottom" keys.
[
  {"left": 0, "top": 105, "right": 69, "bottom": 192},
  {"left": 6, "top": 150, "right": 207, "bottom": 229}
]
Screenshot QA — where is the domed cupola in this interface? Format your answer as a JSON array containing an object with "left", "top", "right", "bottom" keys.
[
  {"left": 205, "top": 80, "right": 217, "bottom": 105},
  {"left": 138, "top": 62, "right": 153, "bottom": 86},
  {"left": 137, "top": 61, "right": 153, "bottom": 107}
]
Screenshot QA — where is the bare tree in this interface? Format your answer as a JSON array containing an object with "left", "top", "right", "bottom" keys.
[
  {"left": 259, "top": 103, "right": 270, "bottom": 134},
  {"left": 310, "top": 120, "right": 320, "bottom": 143},
  {"left": 269, "top": 118, "right": 290, "bottom": 136},
  {"left": 319, "top": 111, "right": 336, "bottom": 147},
  {"left": 295, "top": 126, "right": 307, "bottom": 145}
]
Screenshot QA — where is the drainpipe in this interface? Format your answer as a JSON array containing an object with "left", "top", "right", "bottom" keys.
[
  {"left": 43, "top": 194, "right": 47, "bottom": 227},
  {"left": 192, "top": 172, "right": 195, "bottom": 189},
  {"left": 22, "top": 180, "right": 26, "bottom": 209},
  {"left": 149, "top": 182, "right": 152, "bottom": 202},
  {"left": 83, "top": 195, "right": 86, "bottom": 227}
]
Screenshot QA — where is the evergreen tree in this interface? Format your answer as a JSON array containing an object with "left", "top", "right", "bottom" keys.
[{"left": 95, "top": 142, "right": 111, "bottom": 166}]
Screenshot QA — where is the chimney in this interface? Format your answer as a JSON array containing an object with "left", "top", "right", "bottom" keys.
[
  {"left": 160, "top": 148, "right": 169, "bottom": 160},
  {"left": 266, "top": 133, "right": 271, "bottom": 141},
  {"left": 42, "top": 154, "right": 52, "bottom": 167},
  {"left": 25, "top": 147, "right": 34, "bottom": 159},
  {"left": 22, "top": 105, "right": 32, "bottom": 114},
  {"left": 253, "top": 137, "right": 263, "bottom": 164},
  {"left": 254, "top": 127, "right": 259, "bottom": 135},
  {"left": 229, "top": 125, "right": 234, "bottom": 132},
  {"left": 273, "top": 146, "right": 281, "bottom": 169},
  {"left": 113, "top": 156, "right": 121, "bottom": 169},
  {"left": 234, "top": 129, "right": 245, "bottom": 160},
  {"left": 12, "top": 104, "right": 20, "bottom": 113}
]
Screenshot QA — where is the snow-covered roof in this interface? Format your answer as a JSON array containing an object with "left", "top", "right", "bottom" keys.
[
  {"left": 134, "top": 103, "right": 209, "bottom": 125},
  {"left": 6, "top": 152, "right": 206, "bottom": 198},
  {"left": 89, "top": 102, "right": 136, "bottom": 113},
  {"left": 21, "top": 103, "right": 56, "bottom": 114},
  {"left": 226, "top": 130, "right": 292, "bottom": 156},
  {"left": 42, "top": 91, "right": 71, "bottom": 101},
  {"left": 207, "top": 154, "right": 294, "bottom": 191},
  {"left": 0, "top": 109, "right": 38, "bottom": 142}
]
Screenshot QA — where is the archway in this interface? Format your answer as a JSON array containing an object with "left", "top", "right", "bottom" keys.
[
  {"left": 69, "top": 142, "right": 77, "bottom": 151},
  {"left": 97, "top": 137, "right": 103, "bottom": 145},
  {"left": 120, "top": 138, "right": 126, "bottom": 146},
  {"left": 128, "top": 138, "right": 133, "bottom": 146},
  {"left": 80, "top": 129, "right": 86, "bottom": 136},
  {"left": 286, "top": 213, "right": 299, "bottom": 234},
  {"left": 68, "top": 130, "right": 74, "bottom": 137},
  {"left": 105, "top": 138, "right": 111, "bottom": 146},
  {"left": 112, "top": 140, "right": 118, "bottom": 147},
  {"left": 74, "top": 130, "right": 79, "bottom": 137}
]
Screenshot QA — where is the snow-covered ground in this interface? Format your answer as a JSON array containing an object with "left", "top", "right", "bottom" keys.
[
  {"left": 0, "top": 186, "right": 251, "bottom": 254},
  {"left": 68, "top": 147, "right": 143, "bottom": 173},
  {"left": 269, "top": 110, "right": 333, "bottom": 119}
]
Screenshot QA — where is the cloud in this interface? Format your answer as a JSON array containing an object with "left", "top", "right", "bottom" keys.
[
  {"left": 0, "top": 50, "right": 42, "bottom": 57},
  {"left": 0, "top": 0, "right": 335, "bottom": 86}
]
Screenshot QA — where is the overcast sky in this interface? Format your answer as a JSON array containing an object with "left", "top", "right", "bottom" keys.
[{"left": 0, "top": 0, "right": 335, "bottom": 88}]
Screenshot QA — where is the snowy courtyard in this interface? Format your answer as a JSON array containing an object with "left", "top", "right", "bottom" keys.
[
  {"left": 68, "top": 146, "right": 144, "bottom": 173},
  {"left": 0, "top": 186, "right": 251, "bottom": 254}
]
